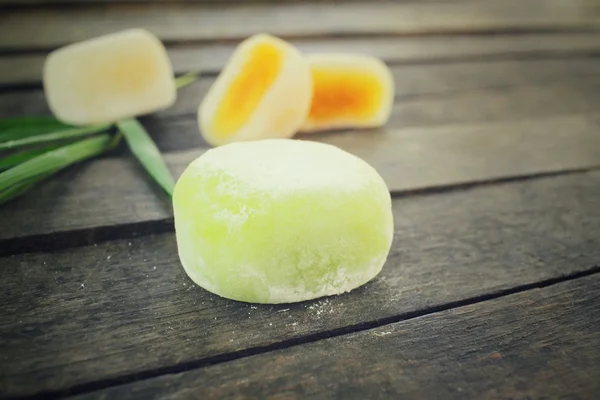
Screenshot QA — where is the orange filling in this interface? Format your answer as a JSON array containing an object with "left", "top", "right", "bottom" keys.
[
  {"left": 212, "top": 42, "right": 283, "bottom": 138},
  {"left": 308, "top": 67, "right": 384, "bottom": 123}
]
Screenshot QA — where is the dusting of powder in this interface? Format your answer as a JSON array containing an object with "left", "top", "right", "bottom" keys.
[
  {"left": 265, "top": 254, "right": 385, "bottom": 303},
  {"left": 190, "top": 139, "right": 383, "bottom": 198},
  {"left": 175, "top": 138, "right": 392, "bottom": 304}
]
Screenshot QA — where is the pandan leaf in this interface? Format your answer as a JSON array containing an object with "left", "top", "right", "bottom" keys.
[
  {"left": 0, "top": 117, "right": 73, "bottom": 142},
  {"left": 0, "top": 123, "right": 112, "bottom": 150},
  {"left": 175, "top": 71, "right": 200, "bottom": 89},
  {"left": 0, "top": 143, "right": 63, "bottom": 171},
  {"left": 0, "top": 170, "right": 56, "bottom": 206},
  {"left": 117, "top": 118, "right": 175, "bottom": 195},
  {"left": 0, "top": 134, "right": 119, "bottom": 204}
]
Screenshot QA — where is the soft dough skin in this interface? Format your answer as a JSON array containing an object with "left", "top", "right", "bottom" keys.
[
  {"left": 300, "top": 53, "right": 394, "bottom": 133},
  {"left": 198, "top": 34, "right": 313, "bottom": 147},
  {"left": 43, "top": 29, "right": 176, "bottom": 126},
  {"left": 173, "top": 139, "right": 394, "bottom": 304}
]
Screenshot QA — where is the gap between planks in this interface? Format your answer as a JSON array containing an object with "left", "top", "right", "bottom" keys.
[
  {"left": 9, "top": 266, "right": 600, "bottom": 400},
  {"left": 1, "top": 59, "right": 600, "bottom": 254},
  {"left": 1, "top": 0, "right": 599, "bottom": 50},
  {"left": 141, "top": 76, "right": 600, "bottom": 152},
  {"left": 2, "top": 168, "right": 600, "bottom": 397},
  {"left": 2, "top": 111, "right": 600, "bottom": 255},
  {"left": 0, "top": 0, "right": 461, "bottom": 6},
  {"left": 2, "top": 32, "right": 600, "bottom": 87},
  {"left": 158, "top": 57, "right": 600, "bottom": 120},
  {"left": 68, "top": 272, "right": 600, "bottom": 400},
  {"left": 3, "top": 56, "right": 600, "bottom": 119},
  {"left": 2, "top": 166, "right": 598, "bottom": 259}
]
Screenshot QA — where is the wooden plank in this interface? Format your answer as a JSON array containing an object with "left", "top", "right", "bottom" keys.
[
  {"left": 72, "top": 274, "right": 600, "bottom": 400},
  {"left": 1, "top": 113, "right": 600, "bottom": 253},
  {"left": 1, "top": 1, "right": 599, "bottom": 50},
  {"left": 3, "top": 33, "right": 600, "bottom": 86},
  {"left": 0, "top": 0, "right": 443, "bottom": 4},
  {"left": 1, "top": 170, "right": 600, "bottom": 398},
  {"left": 146, "top": 78, "right": 600, "bottom": 151},
  {"left": 144, "top": 57, "right": 600, "bottom": 118},
  {"left": 2, "top": 57, "right": 600, "bottom": 119}
]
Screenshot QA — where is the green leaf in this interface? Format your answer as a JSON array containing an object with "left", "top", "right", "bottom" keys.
[
  {"left": 0, "top": 144, "right": 63, "bottom": 171},
  {"left": 175, "top": 71, "right": 200, "bottom": 89},
  {"left": 0, "top": 123, "right": 112, "bottom": 150},
  {"left": 0, "top": 116, "right": 68, "bottom": 130},
  {"left": 0, "top": 117, "right": 73, "bottom": 142},
  {"left": 117, "top": 118, "right": 175, "bottom": 195},
  {"left": 0, "top": 170, "right": 55, "bottom": 206},
  {"left": 0, "top": 134, "right": 117, "bottom": 196}
]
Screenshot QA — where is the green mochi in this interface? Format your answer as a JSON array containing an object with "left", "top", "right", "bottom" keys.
[{"left": 173, "top": 139, "right": 393, "bottom": 304}]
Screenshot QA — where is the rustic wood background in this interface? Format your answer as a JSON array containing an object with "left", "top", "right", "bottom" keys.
[{"left": 1, "top": 0, "right": 600, "bottom": 399}]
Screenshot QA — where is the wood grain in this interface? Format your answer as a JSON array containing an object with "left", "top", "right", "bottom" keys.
[
  {"left": 3, "top": 33, "right": 600, "bottom": 86},
  {"left": 1, "top": 0, "right": 599, "bottom": 50},
  {"left": 163, "top": 57, "right": 600, "bottom": 118},
  {"left": 1, "top": 113, "right": 600, "bottom": 254},
  {"left": 2, "top": 57, "right": 600, "bottom": 119},
  {"left": 145, "top": 78, "right": 600, "bottom": 151},
  {"left": 72, "top": 274, "right": 600, "bottom": 400},
  {"left": 1, "top": 170, "right": 600, "bottom": 398},
  {"left": 0, "top": 0, "right": 445, "bottom": 4}
]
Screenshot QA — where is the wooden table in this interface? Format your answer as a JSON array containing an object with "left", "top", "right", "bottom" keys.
[{"left": 1, "top": 0, "right": 600, "bottom": 399}]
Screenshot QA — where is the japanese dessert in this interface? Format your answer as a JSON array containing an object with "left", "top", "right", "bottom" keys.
[
  {"left": 198, "top": 34, "right": 312, "bottom": 147},
  {"left": 43, "top": 29, "right": 176, "bottom": 125},
  {"left": 173, "top": 138, "right": 394, "bottom": 304},
  {"left": 300, "top": 53, "right": 394, "bottom": 133}
]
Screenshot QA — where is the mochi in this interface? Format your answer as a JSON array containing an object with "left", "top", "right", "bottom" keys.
[
  {"left": 173, "top": 139, "right": 394, "bottom": 304},
  {"left": 300, "top": 53, "right": 394, "bottom": 133},
  {"left": 198, "top": 34, "right": 312, "bottom": 147},
  {"left": 43, "top": 29, "right": 176, "bottom": 125}
]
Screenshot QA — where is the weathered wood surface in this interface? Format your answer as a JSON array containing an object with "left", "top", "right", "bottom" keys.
[
  {"left": 162, "top": 57, "right": 600, "bottom": 118},
  {"left": 3, "top": 57, "right": 599, "bottom": 119},
  {"left": 3, "top": 54, "right": 600, "bottom": 252},
  {"left": 1, "top": 171, "right": 600, "bottom": 398},
  {"left": 2, "top": 0, "right": 600, "bottom": 398},
  {"left": 148, "top": 78, "right": 600, "bottom": 151},
  {"left": 2, "top": 113, "right": 600, "bottom": 254},
  {"left": 0, "top": 0, "right": 445, "bottom": 4},
  {"left": 3, "top": 33, "right": 600, "bottom": 86},
  {"left": 74, "top": 274, "right": 600, "bottom": 400},
  {"left": 1, "top": 0, "right": 599, "bottom": 50}
]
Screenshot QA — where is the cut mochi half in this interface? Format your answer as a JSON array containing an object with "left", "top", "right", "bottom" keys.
[
  {"left": 300, "top": 53, "right": 394, "bottom": 133},
  {"left": 198, "top": 34, "right": 312, "bottom": 147},
  {"left": 43, "top": 29, "right": 176, "bottom": 126}
]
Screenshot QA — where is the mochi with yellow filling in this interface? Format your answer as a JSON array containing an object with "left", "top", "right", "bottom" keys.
[
  {"left": 173, "top": 139, "right": 394, "bottom": 304},
  {"left": 43, "top": 29, "right": 176, "bottom": 125},
  {"left": 198, "top": 34, "right": 312, "bottom": 147},
  {"left": 300, "top": 53, "right": 394, "bottom": 133}
]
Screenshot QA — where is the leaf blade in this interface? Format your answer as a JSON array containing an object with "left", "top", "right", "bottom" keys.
[
  {"left": 175, "top": 71, "right": 200, "bottom": 90},
  {"left": 0, "top": 116, "right": 69, "bottom": 130},
  {"left": 0, "top": 117, "right": 73, "bottom": 142},
  {"left": 0, "top": 133, "right": 117, "bottom": 194},
  {"left": 0, "top": 170, "right": 56, "bottom": 206},
  {"left": 0, "top": 123, "right": 112, "bottom": 150},
  {"left": 117, "top": 118, "right": 175, "bottom": 196},
  {"left": 0, "top": 144, "right": 63, "bottom": 171}
]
